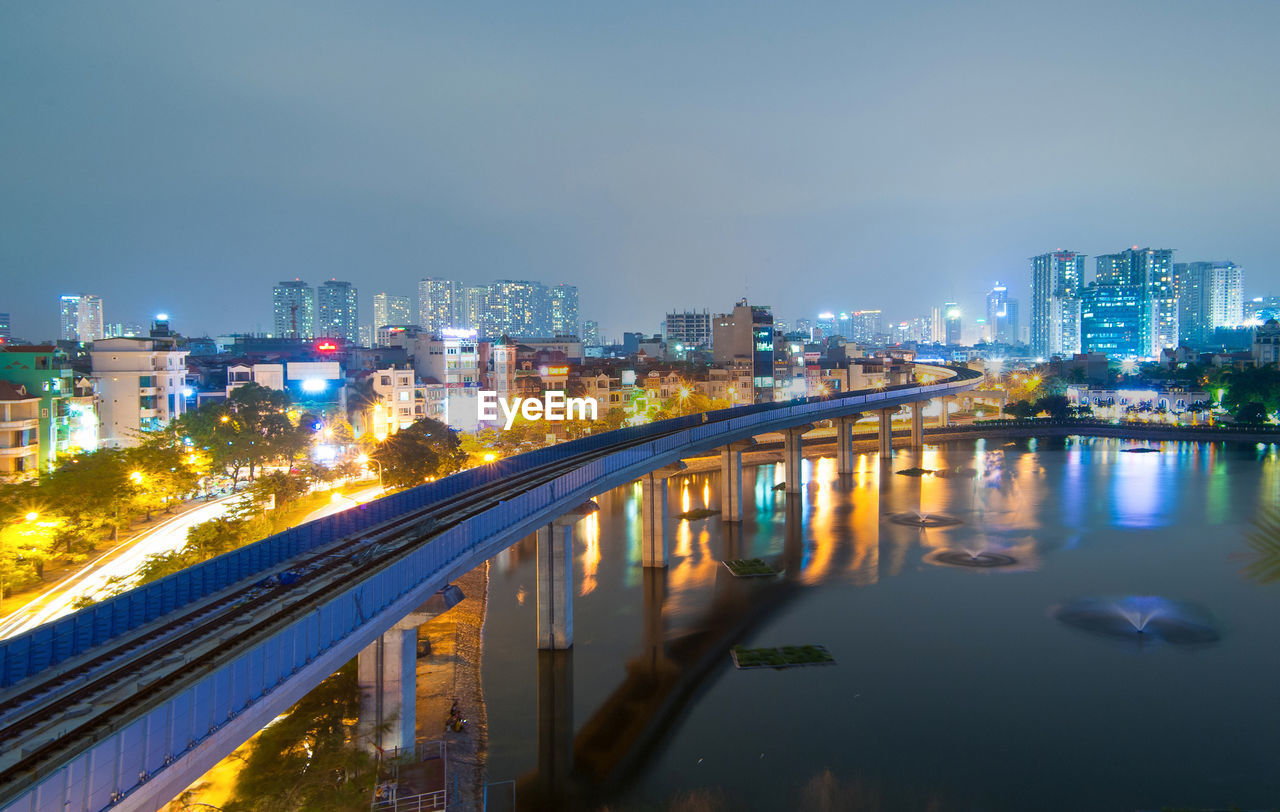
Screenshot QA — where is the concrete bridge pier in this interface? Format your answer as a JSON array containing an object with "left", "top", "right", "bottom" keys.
[
  {"left": 783, "top": 495, "right": 805, "bottom": 577},
  {"left": 910, "top": 401, "right": 924, "bottom": 450},
  {"left": 538, "top": 502, "right": 598, "bottom": 650},
  {"left": 641, "top": 464, "right": 686, "bottom": 568},
  {"left": 357, "top": 586, "right": 463, "bottom": 755},
  {"left": 782, "top": 424, "right": 813, "bottom": 493},
  {"left": 719, "top": 439, "right": 755, "bottom": 522},
  {"left": 835, "top": 415, "right": 859, "bottom": 475},
  {"left": 877, "top": 408, "right": 895, "bottom": 459},
  {"left": 937, "top": 396, "right": 951, "bottom": 427}
]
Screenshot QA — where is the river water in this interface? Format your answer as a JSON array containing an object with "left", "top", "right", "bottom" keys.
[{"left": 480, "top": 437, "right": 1280, "bottom": 811}]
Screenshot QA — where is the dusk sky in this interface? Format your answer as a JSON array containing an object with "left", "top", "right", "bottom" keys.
[{"left": 3, "top": 1, "right": 1279, "bottom": 341}]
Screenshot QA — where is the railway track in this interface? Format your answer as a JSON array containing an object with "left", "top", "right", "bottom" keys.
[
  {"left": 0, "top": 419, "right": 696, "bottom": 799},
  {"left": 0, "top": 369, "right": 981, "bottom": 805}
]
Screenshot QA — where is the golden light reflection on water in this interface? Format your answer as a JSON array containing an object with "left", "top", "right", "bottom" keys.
[{"left": 580, "top": 512, "right": 600, "bottom": 597}]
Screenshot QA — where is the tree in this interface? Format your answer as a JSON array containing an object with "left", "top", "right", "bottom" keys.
[
  {"left": 1033, "top": 394, "right": 1071, "bottom": 420},
  {"left": 222, "top": 663, "right": 375, "bottom": 811},
  {"left": 372, "top": 418, "right": 466, "bottom": 490},
  {"left": 175, "top": 383, "right": 313, "bottom": 483},
  {"left": 124, "top": 432, "right": 202, "bottom": 518},
  {"left": 1222, "top": 366, "right": 1280, "bottom": 423},
  {"left": 1005, "top": 400, "right": 1037, "bottom": 420},
  {"left": 42, "top": 448, "right": 136, "bottom": 554}
]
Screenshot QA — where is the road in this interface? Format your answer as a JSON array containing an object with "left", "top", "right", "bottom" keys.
[
  {"left": 0, "top": 494, "right": 244, "bottom": 640},
  {"left": 302, "top": 484, "right": 386, "bottom": 523}
]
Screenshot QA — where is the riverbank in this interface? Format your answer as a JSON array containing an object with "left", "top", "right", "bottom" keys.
[{"left": 415, "top": 560, "right": 489, "bottom": 810}]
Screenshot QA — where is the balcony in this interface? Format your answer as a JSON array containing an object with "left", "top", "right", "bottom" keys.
[
  {"left": 0, "top": 418, "right": 39, "bottom": 431},
  {"left": 138, "top": 386, "right": 159, "bottom": 396},
  {"left": 0, "top": 444, "right": 38, "bottom": 457},
  {"left": 139, "top": 408, "right": 159, "bottom": 418}
]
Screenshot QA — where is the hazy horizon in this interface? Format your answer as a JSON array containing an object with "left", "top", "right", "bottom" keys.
[{"left": 4, "top": 1, "right": 1278, "bottom": 340}]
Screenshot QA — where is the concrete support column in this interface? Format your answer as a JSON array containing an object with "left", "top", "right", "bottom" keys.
[
  {"left": 358, "top": 605, "right": 438, "bottom": 754},
  {"left": 910, "top": 401, "right": 924, "bottom": 449},
  {"left": 938, "top": 396, "right": 951, "bottom": 427},
  {"left": 537, "top": 502, "right": 597, "bottom": 650},
  {"left": 781, "top": 424, "right": 812, "bottom": 493},
  {"left": 877, "top": 408, "right": 895, "bottom": 459},
  {"left": 835, "top": 415, "right": 858, "bottom": 475},
  {"left": 719, "top": 439, "right": 755, "bottom": 522},
  {"left": 641, "top": 464, "right": 686, "bottom": 568}
]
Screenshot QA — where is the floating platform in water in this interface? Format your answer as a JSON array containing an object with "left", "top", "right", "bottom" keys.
[
  {"left": 731, "top": 644, "right": 836, "bottom": 670},
  {"left": 723, "top": 558, "right": 777, "bottom": 578}
]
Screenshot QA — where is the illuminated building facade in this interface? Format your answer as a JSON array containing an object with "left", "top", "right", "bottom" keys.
[
  {"left": 1080, "top": 283, "right": 1148, "bottom": 357},
  {"left": 372, "top": 293, "right": 412, "bottom": 332},
  {"left": 418, "top": 277, "right": 460, "bottom": 333},
  {"left": 1031, "top": 250, "right": 1085, "bottom": 358},
  {"left": 550, "top": 284, "right": 580, "bottom": 337},
  {"left": 272, "top": 280, "right": 315, "bottom": 339},
  {"left": 1174, "top": 261, "right": 1244, "bottom": 345},
  {"left": 1092, "top": 247, "right": 1177, "bottom": 355},
  {"left": 316, "top": 280, "right": 359, "bottom": 343},
  {"left": 59, "top": 294, "right": 105, "bottom": 343},
  {"left": 943, "top": 302, "right": 962, "bottom": 346},
  {"left": 0, "top": 345, "right": 97, "bottom": 471}
]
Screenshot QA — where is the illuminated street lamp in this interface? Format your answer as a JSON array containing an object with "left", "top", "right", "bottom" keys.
[{"left": 357, "top": 454, "right": 384, "bottom": 489}]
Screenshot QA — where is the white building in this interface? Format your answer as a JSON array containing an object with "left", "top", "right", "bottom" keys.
[{"left": 90, "top": 337, "right": 189, "bottom": 448}]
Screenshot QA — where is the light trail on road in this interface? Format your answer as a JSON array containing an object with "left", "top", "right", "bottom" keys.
[{"left": 0, "top": 495, "right": 243, "bottom": 640}]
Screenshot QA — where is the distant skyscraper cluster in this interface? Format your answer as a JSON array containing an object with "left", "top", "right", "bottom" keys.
[
  {"left": 1032, "top": 247, "right": 1245, "bottom": 359},
  {"left": 268, "top": 279, "right": 359, "bottom": 342},
  {"left": 414, "top": 278, "right": 579, "bottom": 339}
]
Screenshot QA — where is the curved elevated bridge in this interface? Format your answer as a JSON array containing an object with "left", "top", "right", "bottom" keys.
[{"left": 0, "top": 365, "right": 980, "bottom": 812}]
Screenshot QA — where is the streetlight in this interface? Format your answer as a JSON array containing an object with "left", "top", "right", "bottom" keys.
[{"left": 357, "top": 454, "right": 383, "bottom": 489}]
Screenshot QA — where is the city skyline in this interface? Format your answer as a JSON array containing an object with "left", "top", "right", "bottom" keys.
[{"left": 4, "top": 3, "right": 1280, "bottom": 340}]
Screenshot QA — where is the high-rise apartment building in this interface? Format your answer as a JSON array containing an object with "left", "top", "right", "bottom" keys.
[
  {"left": 59, "top": 294, "right": 105, "bottom": 343},
  {"left": 487, "top": 280, "right": 552, "bottom": 338},
  {"left": 549, "top": 284, "right": 580, "bottom": 337},
  {"left": 0, "top": 312, "right": 10, "bottom": 342},
  {"left": 943, "top": 302, "right": 962, "bottom": 346},
  {"left": 985, "top": 284, "right": 1019, "bottom": 343},
  {"left": 1087, "top": 247, "right": 1176, "bottom": 355},
  {"left": 1030, "top": 251, "right": 1085, "bottom": 358},
  {"left": 372, "top": 293, "right": 412, "bottom": 330},
  {"left": 850, "top": 310, "right": 885, "bottom": 343},
  {"left": 1175, "top": 261, "right": 1243, "bottom": 345},
  {"left": 664, "top": 309, "right": 712, "bottom": 348},
  {"left": 460, "top": 285, "right": 489, "bottom": 334},
  {"left": 1080, "top": 284, "right": 1148, "bottom": 357},
  {"left": 418, "top": 278, "right": 460, "bottom": 333},
  {"left": 316, "top": 280, "right": 359, "bottom": 342},
  {"left": 272, "top": 280, "right": 315, "bottom": 339},
  {"left": 583, "top": 320, "right": 600, "bottom": 346}
]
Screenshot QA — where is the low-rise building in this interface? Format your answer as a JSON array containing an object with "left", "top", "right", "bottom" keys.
[
  {"left": 0, "top": 345, "right": 97, "bottom": 470},
  {"left": 0, "top": 381, "right": 41, "bottom": 480},
  {"left": 90, "top": 337, "right": 189, "bottom": 448}
]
